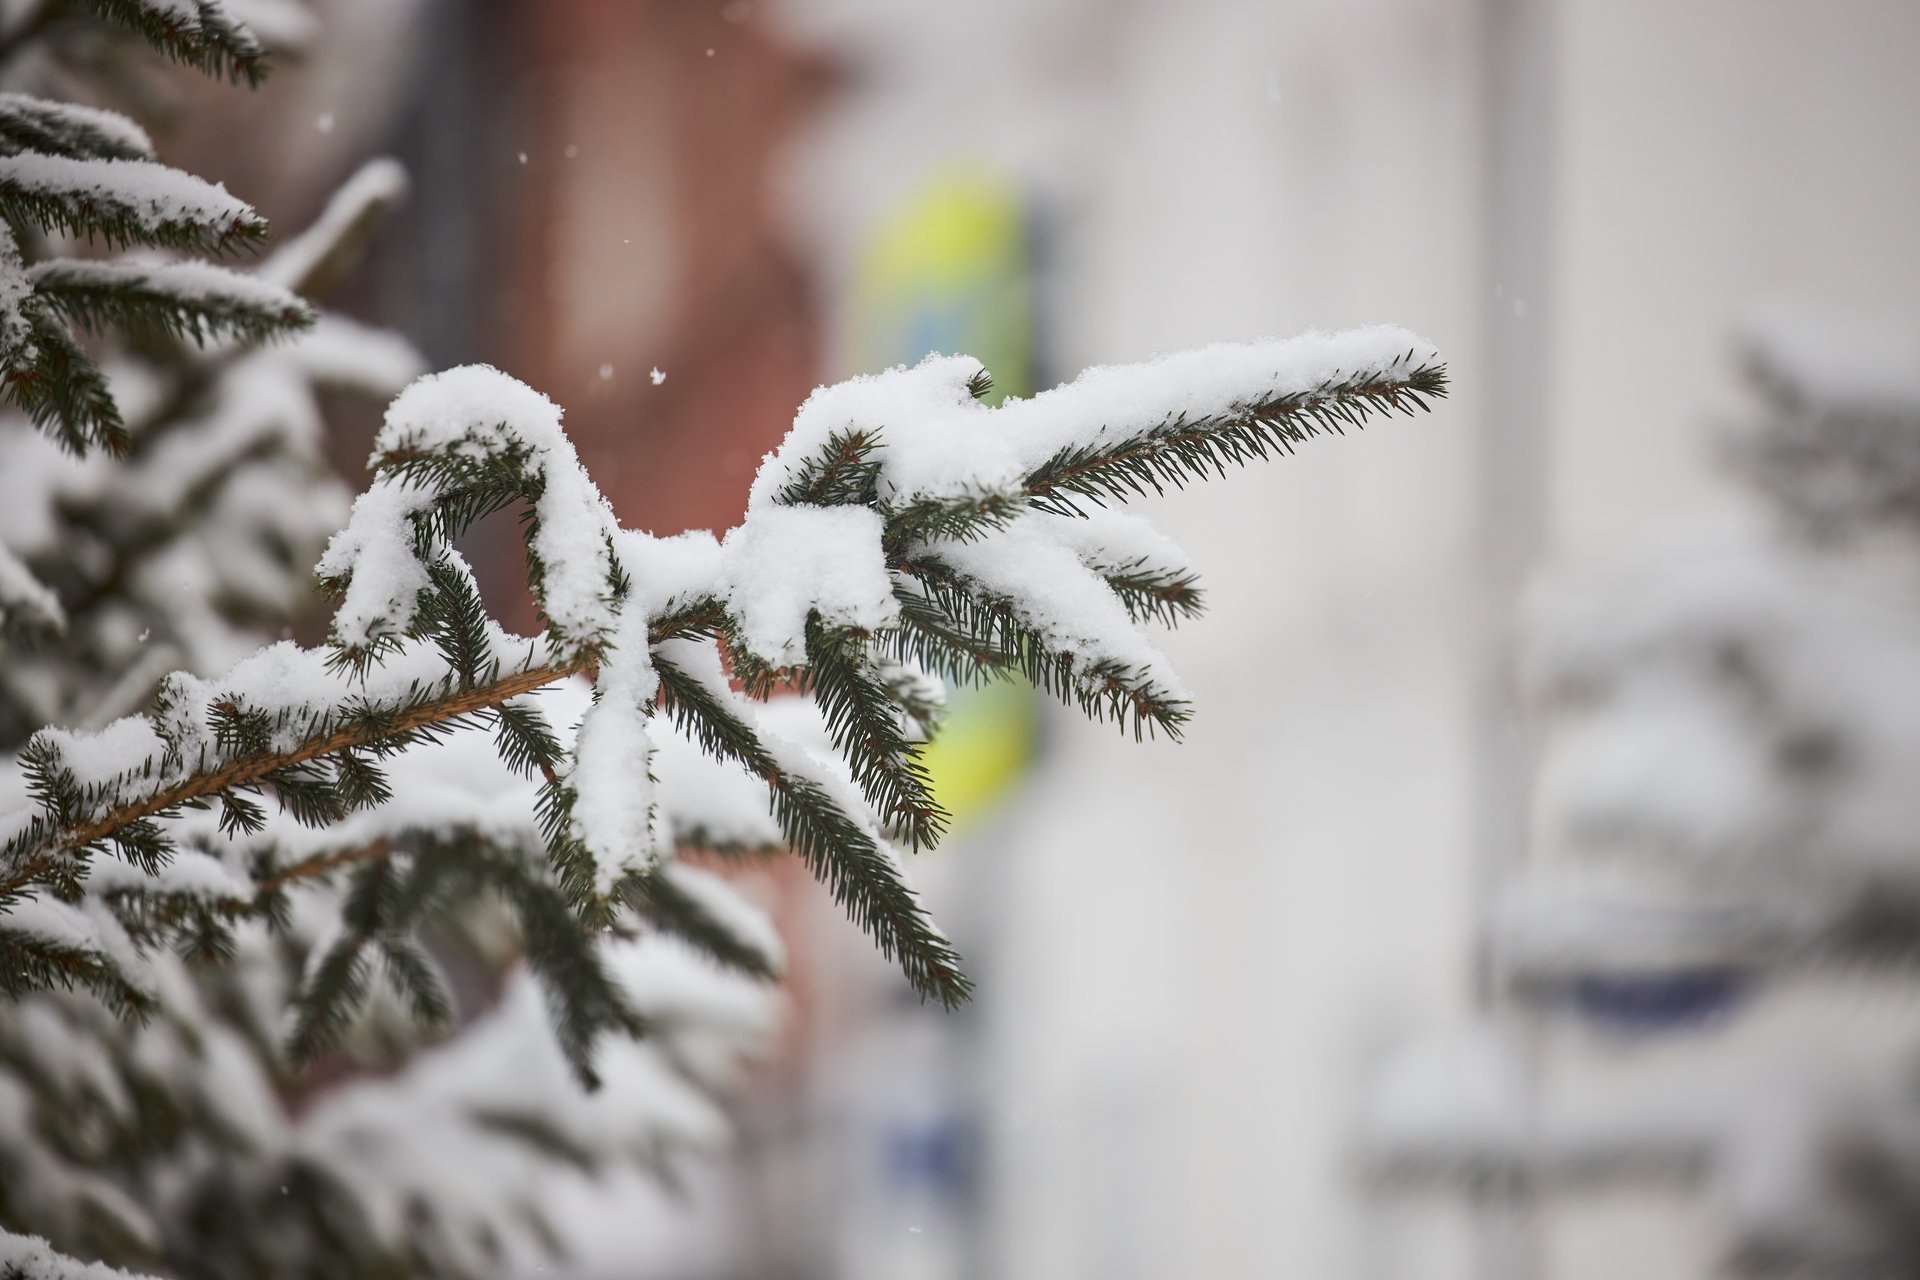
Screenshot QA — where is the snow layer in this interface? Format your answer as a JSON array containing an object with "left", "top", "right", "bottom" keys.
[
  {"left": 0, "top": 94, "right": 154, "bottom": 160},
  {"left": 719, "top": 504, "right": 896, "bottom": 666},
  {"left": 750, "top": 326, "right": 1437, "bottom": 509},
  {"left": 568, "top": 602, "right": 662, "bottom": 893},
  {"left": 1040, "top": 507, "right": 1194, "bottom": 581},
  {"left": 313, "top": 478, "right": 437, "bottom": 647},
  {"left": 0, "top": 223, "right": 35, "bottom": 365},
  {"left": 929, "top": 512, "right": 1186, "bottom": 696},
  {"left": 28, "top": 257, "right": 307, "bottom": 321},
  {"left": 0, "top": 153, "right": 258, "bottom": 237},
  {"left": 0, "top": 1229, "right": 155, "bottom": 1280},
  {"left": 362, "top": 365, "right": 621, "bottom": 646}
]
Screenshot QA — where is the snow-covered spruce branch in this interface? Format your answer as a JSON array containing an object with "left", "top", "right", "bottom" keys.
[
  {"left": 0, "top": 12, "right": 307, "bottom": 456},
  {"left": 0, "top": 158, "right": 419, "bottom": 745},
  {"left": 71, "top": 1, "right": 272, "bottom": 85},
  {"left": 2, "top": 327, "right": 1444, "bottom": 1072},
  {"left": 1726, "top": 309, "right": 1920, "bottom": 541}
]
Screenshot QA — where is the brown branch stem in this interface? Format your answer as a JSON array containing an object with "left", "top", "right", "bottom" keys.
[{"left": 3, "top": 660, "right": 580, "bottom": 898}]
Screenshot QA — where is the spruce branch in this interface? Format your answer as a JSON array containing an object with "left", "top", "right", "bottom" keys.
[
  {"left": 0, "top": 912, "right": 156, "bottom": 1016},
  {"left": 285, "top": 860, "right": 390, "bottom": 1065},
  {"left": 483, "top": 844, "right": 647, "bottom": 1090},
  {"left": 775, "top": 428, "right": 880, "bottom": 507},
  {"left": 2, "top": 333, "right": 1446, "bottom": 1039},
  {"left": 4, "top": 298, "right": 126, "bottom": 452},
  {"left": 0, "top": 154, "right": 268, "bottom": 256},
  {"left": 76, "top": 0, "right": 271, "bottom": 86},
  {"left": 881, "top": 491, "right": 1022, "bottom": 547},
  {"left": 892, "top": 555, "right": 1192, "bottom": 740},
  {"left": 622, "top": 866, "right": 782, "bottom": 981},
  {"left": 28, "top": 258, "right": 311, "bottom": 348},
  {"left": 1020, "top": 356, "right": 1447, "bottom": 515},
  {"left": 0, "top": 93, "right": 155, "bottom": 162},
  {"left": 1096, "top": 556, "right": 1205, "bottom": 628},
  {"left": 798, "top": 619, "right": 947, "bottom": 850},
  {"left": 1, "top": 659, "right": 582, "bottom": 894},
  {"left": 653, "top": 646, "right": 970, "bottom": 1006}
]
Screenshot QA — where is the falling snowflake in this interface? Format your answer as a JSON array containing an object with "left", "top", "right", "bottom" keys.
[
  {"left": 599, "top": 364, "right": 614, "bottom": 381},
  {"left": 649, "top": 367, "right": 666, "bottom": 386}
]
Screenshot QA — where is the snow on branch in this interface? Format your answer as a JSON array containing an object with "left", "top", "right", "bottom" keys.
[
  {"left": 0, "top": 150, "right": 297, "bottom": 454},
  {"left": 0, "top": 154, "right": 265, "bottom": 256},
  {"left": 1728, "top": 308, "right": 1920, "bottom": 539},
  {"left": 76, "top": 0, "right": 271, "bottom": 86},
  {"left": 257, "top": 157, "right": 408, "bottom": 297},
  {"left": 0, "top": 326, "right": 1446, "bottom": 1068},
  {"left": 28, "top": 258, "right": 309, "bottom": 347},
  {"left": 0, "top": 542, "right": 60, "bottom": 634},
  {"left": 0, "top": 1228, "right": 159, "bottom": 1280},
  {"left": 0, "top": 96, "right": 154, "bottom": 164},
  {"left": 0, "top": 167, "right": 422, "bottom": 747},
  {"left": 0, "top": 60, "right": 320, "bottom": 455}
]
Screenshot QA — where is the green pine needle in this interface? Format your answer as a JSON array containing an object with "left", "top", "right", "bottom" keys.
[{"left": 77, "top": 0, "right": 272, "bottom": 86}]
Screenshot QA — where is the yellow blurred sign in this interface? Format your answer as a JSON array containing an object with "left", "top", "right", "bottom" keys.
[{"left": 850, "top": 167, "right": 1044, "bottom": 834}]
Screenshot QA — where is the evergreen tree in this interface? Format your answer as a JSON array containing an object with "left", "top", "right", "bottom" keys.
[
  {"left": 1366, "top": 312, "right": 1920, "bottom": 1276},
  {"left": 0, "top": 5, "right": 1449, "bottom": 1279}
]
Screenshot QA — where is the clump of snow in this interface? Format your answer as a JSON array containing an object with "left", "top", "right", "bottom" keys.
[
  {"left": 1488, "top": 867, "right": 1825, "bottom": 983},
  {"left": 1038, "top": 507, "right": 1195, "bottom": 591},
  {"left": 1524, "top": 551, "right": 1920, "bottom": 880},
  {"left": 751, "top": 354, "right": 996, "bottom": 510},
  {"left": 314, "top": 479, "right": 436, "bottom": 648},
  {"left": 0, "top": 223, "right": 37, "bottom": 365},
  {"left": 283, "top": 315, "right": 424, "bottom": 395},
  {"left": 0, "top": 1228, "right": 157, "bottom": 1280},
  {"left": 0, "top": 896, "right": 102, "bottom": 954},
  {"left": 615, "top": 529, "right": 722, "bottom": 621},
  {"left": 86, "top": 848, "right": 249, "bottom": 902},
  {"left": 1729, "top": 308, "right": 1920, "bottom": 539},
  {"left": 990, "top": 325, "right": 1438, "bottom": 478},
  {"left": 719, "top": 505, "right": 897, "bottom": 666},
  {"left": 368, "top": 365, "right": 621, "bottom": 648},
  {"left": 33, "top": 714, "right": 167, "bottom": 793},
  {"left": 568, "top": 603, "right": 662, "bottom": 894},
  {"left": 929, "top": 513, "right": 1186, "bottom": 697}
]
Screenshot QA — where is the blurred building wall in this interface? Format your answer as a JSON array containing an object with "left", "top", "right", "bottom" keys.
[{"left": 499, "top": 0, "right": 831, "bottom": 540}]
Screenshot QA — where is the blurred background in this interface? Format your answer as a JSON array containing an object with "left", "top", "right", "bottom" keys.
[{"left": 167, "top": 0, "right": 1920, "bottom": 1276}]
